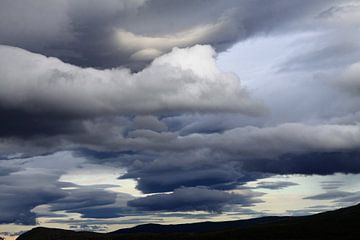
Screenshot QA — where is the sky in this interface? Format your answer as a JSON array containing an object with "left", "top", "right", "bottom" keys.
[{"left": 0, "top": 0, "right": 360, "bottom": 238}]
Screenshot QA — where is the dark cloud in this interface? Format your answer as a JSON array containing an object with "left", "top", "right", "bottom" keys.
[
  {"left": 49, "top": 187, "right": 117, "bottom": 212},
  {"left": 62, "top": 192, "right": 136, "bottom": 219},
  {"left": 0, "top": 0, "right": 360, "bottom": 228},
  {"left": 35, "top": 212, "right": 68, "bottom": 218},
  {"left": 121, "top": 164, "right": 264, "bottom": 194},
  {"left": 242, "top": 151, "right": 360, "bottom": 175},
  {"left": 73, "top": 207, "right": 126, "bottom": 219},
  {"left": 0, "top": 152, "right": 131, "bottom": 224},
  {"left": 0, "top": 108, "right": 85, "bottom": 138},
  {"left": 0, "top": 172, "right": 67, "bottom": 225},
  {"left": 49, "top": 217, "right": 165, "bottom": 226},
  {"left": 0, "top": 165, "right": 19, "bottom": 176},
  {"left": 0, "top": 0, "right": 338, "bottom": 69},
  {"left": 128, "top": 187, "right": 262, "bottom": 213}
]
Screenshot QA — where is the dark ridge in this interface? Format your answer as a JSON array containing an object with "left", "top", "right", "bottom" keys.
[
  {"left": 17, "top": 203, "right": 360, "bottom": 240},
  {"left": 111, "top": 216, "right": 286, "bottom": 234}
]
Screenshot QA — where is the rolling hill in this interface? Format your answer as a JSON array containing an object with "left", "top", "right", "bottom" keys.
[{"left": 17, "top": 203, "right": 360, "bottom": 240}]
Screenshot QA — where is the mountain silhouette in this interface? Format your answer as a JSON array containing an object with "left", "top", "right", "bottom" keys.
[{"left": 17, "top": 203, "right": 360, "bottom": 240}]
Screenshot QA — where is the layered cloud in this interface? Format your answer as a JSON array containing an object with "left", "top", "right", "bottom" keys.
[
  {"left": 0, "top": 0, "right": 339, "bottom": 69},
  {"left": 1, "top": 0, "right": 360, "bottom": 231},
  {"left": 127, "top": 187, "right": 262, "bottom": 213}
]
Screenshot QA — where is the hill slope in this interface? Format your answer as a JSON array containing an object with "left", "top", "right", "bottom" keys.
[{"left": 17, "top": 203, "right": 360, "bottom": 240}]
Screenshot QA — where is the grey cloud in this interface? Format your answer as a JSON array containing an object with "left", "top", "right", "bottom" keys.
[
  {"left": 128, "top": 187, "right": 262, "bottom": 213},
  {"left": 0, "top": 108, "right": 85, "bottom": 138},
  {"left": 49, "top": 187, "right": 117, "bottom": 212},
  {"left": 48, "top": 217, "right": 165, "bottom": 226},
  {"left": 242, "top": 151, "right": 360, "bottom": 175},
  {"left": 132, "top": 115, "right": 168, "bottom": 132},
  {"left": 0, "top": 165, "right": 20, "bottom": 176},
  {"left": 1, "top": 0, "right": 360, "bottom": 228},
  {"left": 0, "top": 231, "right": 26, "bottom": 237},
  {"left": 303, "top": 190, "right": 360, "bottom": 201},
  {"left": 320, "top": 181, "right": 344, "bottom": 190},
  {"left": 114, "top": 122, "right": 360, "bottom": 194},
  {"left": 35, "top": 212, "right": 68, "bottom": 218},
  {"left": 0, "top": 153, "right": 85, "bottom": 207},
  {"left": 119, "top": 152, "right": 266, "bottom": 193},
  {"left": 0, "top": 0, "right": 145, "bottom": 69},
  {"left": 61, "top": 192, "right": 136, "bottom": 219},
  {"left": 304, "top": 191, "right": 351, "bottom": 200},
  {"left": 0, "top": 0, "right": 72, "bottom": 51},
  {"left": 286, "top": 205, "right": 333, "bottom": 216},
  {"left": 69, "top": 224, "right": 108, "bottom": 232},
  {"left": 124, "top": 167, "right": 245, "bottom": 194},
  {"left": 277, "top": 1, "right": 360, "bottom": 73},
  {"left": 0, "top": 152, "right": 132, "bottom": 224},
  {"left": 73, "top": 207, "right": 126, "bottom": 219},
  {"left": 0, "top": 0, "right": 340, "bottom": 69},
  {"left": 0, "top": 172, "right": 67, "bottom": 225},
  {"left": 0, "top": 171, "right": 128, "bottom": 224},
  {"left": 3, "top": 118, "right": 360, "bottom": 183},
  {"left": 3, "top": 121, "right": 359, "bottom": 194},
  {"left": 337, "top": 62, "right": 360, "bottom": 95},
  {"left": 255, "top": 181, "right": 298, "bottom": 190},
  {"left": 116, "top": 123, "right": 360, "bottom": 159},
  {"left": 278, "top": 42, "right": 360, "bottom": 73}
]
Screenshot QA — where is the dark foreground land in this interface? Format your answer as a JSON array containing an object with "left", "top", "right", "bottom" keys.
[{"left": 17, "top": 203, "right": 360, "bottom": 240}]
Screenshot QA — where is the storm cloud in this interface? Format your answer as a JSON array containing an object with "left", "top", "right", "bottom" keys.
[
  {"left": 128, "top": 187, "right": 262, "bottom": 213},
  {"left": 1, "top": 0, "right": 360, "bottom": 232},
  {"left": 0, "top": 0, "right": 336, "bottom": 69}
]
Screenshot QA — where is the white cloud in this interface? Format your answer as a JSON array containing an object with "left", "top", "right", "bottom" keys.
[{"left": 0, "top": 44, "right": 263, "bottom": 116}]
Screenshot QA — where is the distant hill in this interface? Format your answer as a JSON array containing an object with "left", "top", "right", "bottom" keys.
[
  {"left": 17, "top": 203, "right": 360, "bottom": 240},
  {"left": 111, "top": 216, "right": 286, "bottom": 234}
]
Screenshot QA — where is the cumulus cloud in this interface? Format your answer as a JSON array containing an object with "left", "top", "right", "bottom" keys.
[{"left": 0, "top": 44, "right": 262, "bottom": 118}]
